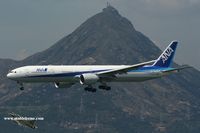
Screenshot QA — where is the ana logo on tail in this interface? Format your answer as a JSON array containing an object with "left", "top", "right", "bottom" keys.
[
  {"left": 161, "top": 47, "right": 174, "bottom": 64},
  {"left": 152, "top": 41, "right": 178, "bottom": 67}
]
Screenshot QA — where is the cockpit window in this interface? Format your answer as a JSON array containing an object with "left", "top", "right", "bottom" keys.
[{"left": 9, "top": 70, "right": 17, "bottom": 73}]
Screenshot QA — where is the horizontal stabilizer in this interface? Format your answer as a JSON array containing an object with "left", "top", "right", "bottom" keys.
[{"left": 162, "top": 65, "right": 192, "bottom": 73}]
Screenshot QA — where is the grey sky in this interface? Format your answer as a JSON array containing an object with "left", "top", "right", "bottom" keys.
[{"left": 0, "top": 0, "right": 199, "bottom": 70}]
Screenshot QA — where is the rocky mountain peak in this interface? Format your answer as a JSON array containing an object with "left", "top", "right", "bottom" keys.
[
  {"left": 23, "top": 6, "right": 152, "bottom": 65},
  {"left": 71, "top": 5, "right": 136, "bottom": 38},
  {"left": 102, "top": 5, "right": 120, "bottom": 16}
]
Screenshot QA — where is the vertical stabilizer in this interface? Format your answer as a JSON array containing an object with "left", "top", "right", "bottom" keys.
[{"left": 152, "top": 41, "right": 178, "bottom": 67}]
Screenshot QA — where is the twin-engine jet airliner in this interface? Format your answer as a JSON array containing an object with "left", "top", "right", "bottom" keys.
[{"left": 7, "top": 41, "right": 190, "bottom": 92}]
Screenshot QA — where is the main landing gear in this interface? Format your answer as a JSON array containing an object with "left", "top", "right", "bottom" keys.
[
  {"left": 84, "top": 86, "right": 97, "bottom": 93},
  {"left": 98, "top": 85, "right": 111, "bottom": 91},
  {"left": 84, "top": 84, "right": 111, "bottom": 92}
]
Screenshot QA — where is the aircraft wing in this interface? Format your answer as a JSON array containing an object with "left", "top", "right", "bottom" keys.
[
  {"left": 162, "top": 65, "right": 192, "bottom": 73},
  {"left": 97, "top": 60, "right": 156, "bottom": 77}
]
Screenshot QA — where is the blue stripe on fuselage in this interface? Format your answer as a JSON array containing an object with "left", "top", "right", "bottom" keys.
[
  {"left": 128, "top": 66, "right": 173, "bottom": 72},
  {"left": 26, "top": 69, "right": 111, "bottom": 78},
  {"left": 24, "top": 66, "right": 173, "bottom": 79}
]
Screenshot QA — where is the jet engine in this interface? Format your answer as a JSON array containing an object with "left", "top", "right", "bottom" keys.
[
  {"left": 54, "top": 82, "right": 74, "bottom": 89},
  {"left": 80, "top": 74, "right": 99, "bottom": 85}
]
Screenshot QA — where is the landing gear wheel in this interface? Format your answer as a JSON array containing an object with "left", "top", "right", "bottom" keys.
[
  {"left": 17, "top": 82, "right": 24, "bottom": 91},
  {"left": 99, "top": 85, "right": 111, "bottom": 91},
  {"left": 84, "top": 87, "right": 97, "bottom": 93},
  {"left": 20, "top": 87, "right": 24, "bottom": 90},
  {"left": 106, "top": 86, "right": 111, "bottom": 90},
  {"left": 91, "top": 88, "right": 97, "bottom": 93}
]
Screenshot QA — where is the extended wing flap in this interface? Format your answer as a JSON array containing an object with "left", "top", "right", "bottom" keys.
[{"left": 97, "top": 60, "right": 156, "bottom": 77}]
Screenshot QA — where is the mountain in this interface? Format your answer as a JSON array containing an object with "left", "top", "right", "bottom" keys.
[
  {"left": 0, "top": 5, "right": 200, "bottom": 133},
  {"left": 23, "top": 6, "right": 158, "bottom": 65}
]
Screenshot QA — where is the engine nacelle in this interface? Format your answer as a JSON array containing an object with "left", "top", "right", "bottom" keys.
[
  {"left": 54, "top": 82, "right": 74, "bottom": 89},
  {"left": 80, "top": 74, "right": 99, "bottom": 85}
]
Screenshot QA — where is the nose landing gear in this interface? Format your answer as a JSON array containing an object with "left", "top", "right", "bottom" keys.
[
  {"left": 17, "top": 82, "right": 24, "bottom": 90},
  {"left": 20, "top": 86, "right": 24, "bottom": 90}
]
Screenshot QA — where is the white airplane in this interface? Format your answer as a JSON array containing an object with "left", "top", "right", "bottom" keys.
[{"left": 7, "top": 41, "right": 190, "bottom": 92}]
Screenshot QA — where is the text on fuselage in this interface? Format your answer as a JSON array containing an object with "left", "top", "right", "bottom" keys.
[{"left": 36, "top": 68, "right": 48, "bottom": 72}]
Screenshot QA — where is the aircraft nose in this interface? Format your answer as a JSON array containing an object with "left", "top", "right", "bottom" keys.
[
  {"left": 7, "top": 73, "right": 11, "bottom": 78},
  {"left": 7, "top": 73, "right": 14, "bottom": 79}
]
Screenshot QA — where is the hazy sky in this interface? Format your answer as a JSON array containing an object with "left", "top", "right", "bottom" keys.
[{"left": 0, "top": 0, "right": 199, "bottom": 70}]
